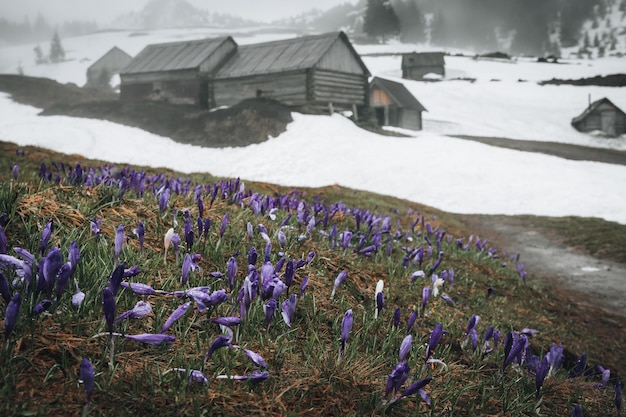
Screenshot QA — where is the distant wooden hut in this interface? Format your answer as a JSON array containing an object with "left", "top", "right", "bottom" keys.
[
  {"left": 86, "top": 46, "right": 132, "bottom": 89},
  {"left": 119, "top": 37, "right": 237, "bottom": 106},
  {"left": 369, "top": 77, "right": 427, "bottom": 130},
  {"left": 571, "top": 97, "right": 626, "bottom": 137},
  {"left": 401, "top": 52, "right": 445, "bottom": 80},
  {"left": 211, "top": 32, "right": 371, "bottom": 115}
]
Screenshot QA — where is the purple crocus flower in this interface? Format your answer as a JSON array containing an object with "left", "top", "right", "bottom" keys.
[
  {"left": 264, "top": 299, "right": 277, "bottom": 328},
  {"left": 535, "top": 356, "right": 549, "bottom": 399},
  {"left": 393, "top": 307, "right": 401, "bottom": 328},
  {"left": 133, "top": 222, "right": 145, "bottom": 255},
  {"left": 40, "top": 220, "right": 53, "bottom": 256},
  {"left": 120, "top": 282, "right": 157, "bottom": 296},
  {"left": 68, "top": 240, "right": 80, "bottom": 276},
  {"left": 207, "top": 289, "right": 228, "bottom": 307},
  {"left": 410, "top": 270, "right": 425, "bottom": 284},
  {"left": 79, "top": 358, "right": 95, "bottom": 403},
  {"left": 11, "top": 164, "right": 18, "bottom": 180},
  {"left": 219, "top": 213, "right": 229, "bottom": 239},
  {"left": 568, "top": 353, "right": 587, "bottom": 378},
  {"left": 172, "top": 368, "right": 209, "bottom": 385},
  {"left": 425, "top": 322, "right": 445, "bottom": 361},
  {"left": 120, "top": 333, "right": 176, "bottom": 345},
  {"left": 281, "top": 294, "right": 297, "bottom": 327},
  {"left": 501, "top": 334, "right": 527, "bottom": 373},
  {"left": 221, "top": 370, "right": 269, "bottom": 383},
  {"left": 300, "top": 275, "right": 309, "bottom": 298},
  {"left": 421, "top": 286, "right": 431, "bottom": 316},
  {"left": 42, "top": 247, "right": 63, "bottom": 297},
  {"left": 571, "top": 404, "right": 583, "bottom": 417},
  {"left": 277, "top": 230, "right": 287, "bottom": 249},
  {"left": 211, "top": 316, "right": 241, "bottom": 327},
  {"left": 181, "top": 253, "right": 192, "bottom": 284},
  {"left": 399, "top": 335, "right": 412, "bottom": 362},
  {"left": 90, "top": 217, "right": 102, "bottom": 238},
  {"left": 109, "top": 263, "right": 125, "bottom": 296},
  {"left": 114, "top": 224, "right": 124, "bottom": 263},
  {"left": 407, "top": 310, "right": 417, "bottom": 333},
  {"left": 546, "top": 342, "right": 564, "bottom": 377},
  {"left": 102, "top": 287, "right": 116, "bottom": 336},
  {"left": 384, "top": 362, "right": 410, "bottom": 399},
  {"left": 227, "top": 257, "right": 237, "bottom": 290},
  {"left": 400, "top": 377, "right": 432, "bottom": 404},
  {"left": 55, "top": 262, "right": 72, "bottom": 301},
  {"left": 376, "top": 292, "right": 384, "bottom": 318},
  {"left": 32, "top": 299, "right": 52, "bottom": 315},
  {"left": 243, "top": 349, "right": 267, "bottom": 368},
  {"left": 465, "top": 315, "right": 481, "bottom": 335},
  {"left": 247, "top": 247, "right": 257, "bottom": 266},
  {"left": 331, "top": 270, "right": 347, "bottom": 299},
  {"left": 72, "top": 288, "right": 85, "bottom": 309},
  {"left": 160, "top": 301, "right": 191, "bottom": 333},
  {"left": 115, "top": 300, "right": 152, "bottom": 323},
  {"left": 205, "top": 334, "right": 233, "bottom": 361},
  {"left": 340, "top": 309, "right": 353, "bottom": 354},
  {"left": 4, "top": 292, "right": 21, "bottom": 341}
]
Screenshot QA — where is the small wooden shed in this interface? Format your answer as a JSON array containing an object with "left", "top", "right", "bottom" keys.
[
  {"left": 401, "top": 52, "right": 445, "bottom": 80},
  {"left": 369, "top": 77, "right": 427, "bottom": 130},
  {"left": 571, "top": 97, "right": 626, "bottom": 137},
  {"left": 86, "top": 46, "right": 132, "bottom": 89},
  {"left": 119, "top": 36, "right": 237, "bottom": 106},
  {"left": 211, "top": 32, "right": 371, "bottom": 114}
]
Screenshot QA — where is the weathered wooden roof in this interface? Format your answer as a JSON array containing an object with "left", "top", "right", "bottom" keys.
[
  {"left": 370, "top": 77, "right": 427, "bottom": 112},
  {"left": 214, "top": 31, "right": 369, "bottom": 79},
  {"left": 571, "top": 97, "right": 626, "bottom": 124},
  {"left": 88, "top": 46, "right": 132, "bottom": 71},
  {"left": 402, "top": 52, "right": 445, "bottom": 67},
  {"left": 121, "top": 36, "right": 234, "bottom": 74}
]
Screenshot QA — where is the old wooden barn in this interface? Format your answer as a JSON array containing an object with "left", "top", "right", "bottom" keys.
[
  {"left": 86, "top": 46, "right": 132, "bottom": 89},
  {"left": 401, "top": 52, "right": 445, "bottom": 80},
  {"left": 571, "top": 97, "right": 626, "bottom": 137},
  {"left": 119, "top": 36, "right": 237, "bottom": 106},
  {"left": 210, "top": 32, "right": 371, "bottom": 114},
  {"left": 369, "top": 76, "right": 427, "bottom": 131}
]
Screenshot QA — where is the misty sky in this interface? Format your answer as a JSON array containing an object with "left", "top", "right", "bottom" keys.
[{"left": 0, "top": 0, "right": 359, "bottom": 24}]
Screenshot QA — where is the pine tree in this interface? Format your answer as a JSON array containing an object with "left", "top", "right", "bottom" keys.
[
  {"left": 49, "top": 30, "right": 65, "bottom": 63},
  {"left": 397, "top": 0, "right": 425, "bottom": 43},
  {"left": 363, "top": 0, "right": 401, "bottom": 42},
  {"left": 33, "top": 44, "right": 46, "bottom": 65}
]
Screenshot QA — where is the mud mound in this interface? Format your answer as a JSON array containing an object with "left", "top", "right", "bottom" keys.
[{"left": 0, "top": 74, "right": 293, "bottom": 147}]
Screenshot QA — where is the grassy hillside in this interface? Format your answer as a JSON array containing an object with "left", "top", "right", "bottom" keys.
[{"left": 0, "top": 140, "right": 623, "bottom": 416}]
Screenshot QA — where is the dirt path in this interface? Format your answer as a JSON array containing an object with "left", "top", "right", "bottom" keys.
[
  {"left": 450, "top": 135, "right": 626, "bottom": 165},
  {"left": 460, "top": 214, "right": 626, "bottom": 318}
]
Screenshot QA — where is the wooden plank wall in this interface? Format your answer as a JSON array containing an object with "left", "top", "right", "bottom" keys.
[
  {"left": 312, "top": 69, "right": 367, "bottom": 110},
  {"left": 212, "top": 71, "right": 308, "bottom": 107}
]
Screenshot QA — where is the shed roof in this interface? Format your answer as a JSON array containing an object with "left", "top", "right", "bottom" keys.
[
  {"left": 215, "top": 31, "right": 369, "bottom": 79},
  {"left": 402, "top": 52, "right": 445, "bottom": 67},
  {"left": 571, "top": 97, "right": 626, "bottom": 124},
  {"left": 88, "top": 46, "right": 132, "bottom": 71},
  {"left": 370, "top": 77, "right": 427, "bottom": 112},
  {"left": 121, "top": 36, "right": 234, "bottom": 74}
]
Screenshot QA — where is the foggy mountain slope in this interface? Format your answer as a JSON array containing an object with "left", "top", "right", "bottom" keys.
[{"left": 110, "top": 0, "right": 257, "bottom": 29}]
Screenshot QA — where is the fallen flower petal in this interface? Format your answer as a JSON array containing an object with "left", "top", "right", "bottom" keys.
[{"left": 122, "top": 333, "right": 176, "bottom": 345}]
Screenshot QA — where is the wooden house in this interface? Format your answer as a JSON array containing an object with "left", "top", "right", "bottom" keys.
[
  {"left": 86, "top": 46, "right": 132, "bottom": 89},
  {"left": 571, "top": 98, "right": 626, "bottom": 137},
  {"left": 369, "top": 77, "right": 427, "bottom": 130},
  {"left": 210, "top": 32, "right": 371, "bottom": 114},
  {"left": 119, "top": 36, "right": 237, "bottom": 106},
  {"left": 401, "top": 52, "right": 445, "bottom": 80}
]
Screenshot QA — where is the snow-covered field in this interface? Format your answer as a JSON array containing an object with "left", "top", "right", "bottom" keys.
[{"left": 1, "top": 28, "right": 625, "bottom": 224}]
